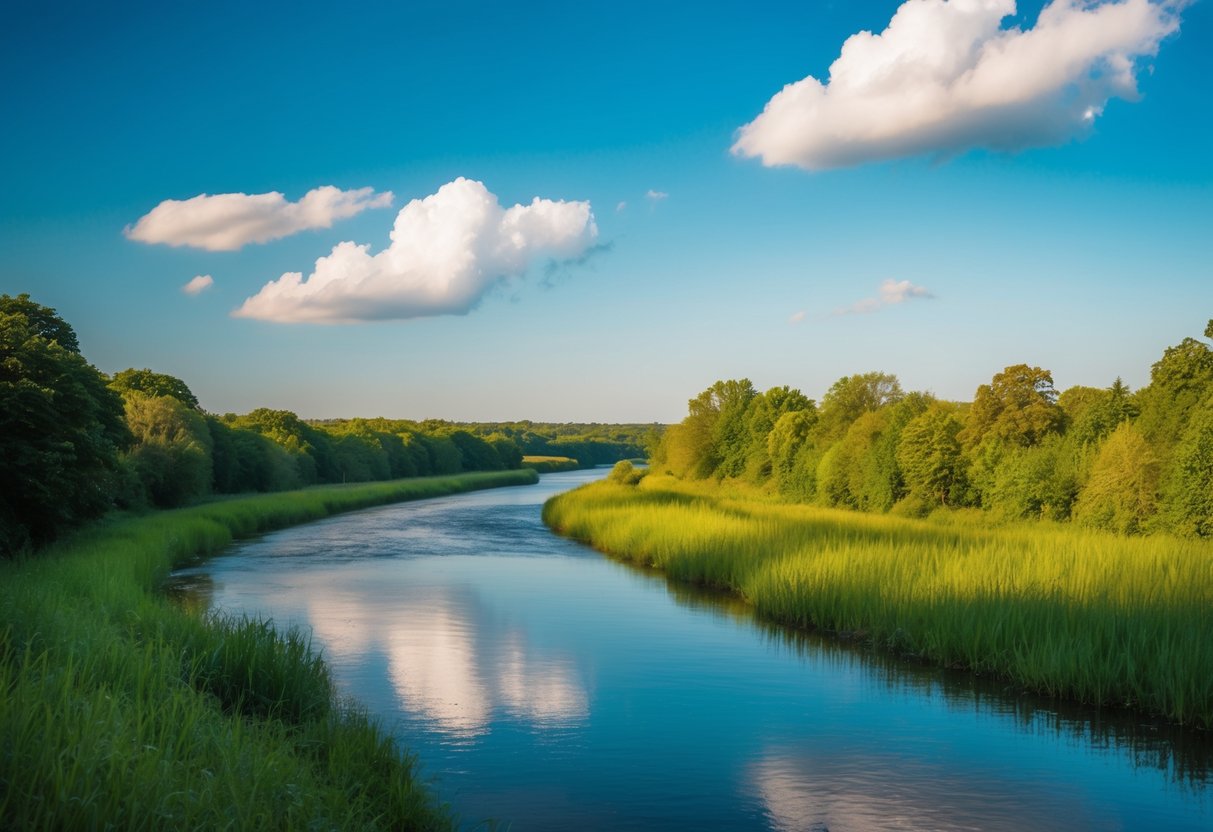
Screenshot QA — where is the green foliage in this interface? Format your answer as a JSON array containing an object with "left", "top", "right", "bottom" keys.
[
  {"left": 897, "top": 405, "right": 966, "bottom": 506},
  {"left": 207, "top": 417, "right": 301, "bottom": 494},
  {"left": 608, "top": 459, "right": 647, "bottom": 485},
  {"left": 123, "top": 391, "right": 214, "bottom": 507},
  {"left": 109, "top": 367, "right": 201, "bottom": 410},
  {"left": 0, "top": 292, "right": 79, "bottom": 352},
  {"left": 1160, "top": 395, "right": 1213, "bottom": 538},
  {"left": 1074, "top": 423, "right": 1160, "bottom": 535},
  {"left": 229, "top": 408, "right": 339, "bottom": 485},
  {"left": 813, "top": 371, "right": 903, "bottom": 444},
  {"left": 741, "top": 385, "right": 812, "bottom": 481},
  {"left": 445, "top": 429, "right": 505, "bottom": 472},
  {"left": 767, "top": 409, "right": 817, "bottom": 494},
  {"left": 1135, "top": 336, "right": 1213, "bottom": 455},
  {"left": 0, "top": 295, "right": 131, "bottom": 551},
  {"left": 962, "top": 364, "right": 1062, "bottom": 448}
]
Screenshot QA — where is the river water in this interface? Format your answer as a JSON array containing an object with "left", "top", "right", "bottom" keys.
[{"left": 171, "top": 469, "right": 1213, "bottom": 831}]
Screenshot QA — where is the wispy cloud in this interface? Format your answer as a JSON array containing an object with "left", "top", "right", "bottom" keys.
[
  {"left": 835, "top": 279, "right": 934, "bottom": 316},
  {"left": 125, "top": 186, "right": 394, "bottom": 251},
  {"left": 733, "top": 0, "right": 1186, "bottom": 170},
  {"left": 616, "top": 201, "right": 628, "bottom": 212},
  {"left": 181, "top": 274, "right": 214, "bottom": 295},
  {"left": 645, "top": 189, "right": 669, "bottom": 202},
  {"left": 234, "top": 178, "right": 598, "bottom": 324},
  {"left": 788, "top": 310, "right": 807, "bottom": 325}
]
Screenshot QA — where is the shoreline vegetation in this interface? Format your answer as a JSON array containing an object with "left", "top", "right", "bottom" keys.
[
  {"left": 543, "top": 472, "right": 1213, "bottom": 730},
  {"left": 0, "top": 469, "right": 536, "bottom": 830},
  {"left": 522, "top": 455, "right": 581, "bottom": 473}
]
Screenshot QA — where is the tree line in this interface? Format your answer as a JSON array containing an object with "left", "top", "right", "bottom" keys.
[
  {"left": 0, "top": 294, "right": 641, "bottom": 554},
  {"left": 653, "top": 319, "right": 1213, "bottom": 537}
]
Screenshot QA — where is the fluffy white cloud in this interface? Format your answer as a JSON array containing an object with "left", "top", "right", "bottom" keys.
[
  {"left": 234, "top": 177, "right": 598, "bottom": 323},
  {"left": 181, "top": 274, "right": 214, "bottom": 295},
  {"left": 125, "top": 186, "right": 394, "bottom": 251},
  {"left": 836, "top": 279, "right": 934, "bottom": 315},
  {"left": 733, "top": 0, "right": 1185, "bottom": 170}
]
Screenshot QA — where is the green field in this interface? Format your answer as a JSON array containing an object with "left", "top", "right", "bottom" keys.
[
  {"left": 0, "top": 469, "right": 537, "bottom": 830},
  {"left": 543, "top": 474, "right": 1213, "bottom": 729}
]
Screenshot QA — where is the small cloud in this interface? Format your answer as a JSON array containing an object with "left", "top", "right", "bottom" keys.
[
  {"left": 126, "top": 186, "right": 394, "bottom": 251},
  {"left": 234, "top": 177, "right": 598, "bottom": 324},
  {"left": 182, "top": 274, "right": 214, "bottom": 295},
  {"left": 733, "top": 0, "right": 1187, "bottom": 170},
  {"left": 645, "top": 189, "right": 669, "bottom": 202},
  {"left": 616, "top": 201, "right": 628, "bottom": 212},
  {"left": 788, "top": 310, "right": 806, "bottom": 325},
  {"left": 835, "top": 279, "right": 934, "bottom": 316}
]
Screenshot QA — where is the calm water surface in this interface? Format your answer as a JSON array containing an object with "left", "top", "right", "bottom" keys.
[{"left": 172, "top": 469, "right": 1213, "bottom": 831}]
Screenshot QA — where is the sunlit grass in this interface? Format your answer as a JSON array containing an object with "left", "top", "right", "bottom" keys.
[
  {"left": 0, "top": 469, "right": 537, "bottom": 829},
  {"left": 522, "top": 455, "right": 581, "bottom": 473},
  {"left": 543, "top": 474, "right": 1213, "bottom": 729}
]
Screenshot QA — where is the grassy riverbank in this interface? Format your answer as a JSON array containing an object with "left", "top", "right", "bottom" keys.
[
  {"left": 543, "top": 474, "right": 1213, "bottom": 729},
  {"left": 0, "top": 469, "right": 537, "bottom": 830},
  {"left": 522, "top": 455, "right": 581, "bottom": 473}
]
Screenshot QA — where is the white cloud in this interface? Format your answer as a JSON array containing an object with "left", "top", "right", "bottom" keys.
[
  {"left": 234, "top": 177, "right": 598, "bottom": 324},
  {"left": 733, "top": 0, "right": 1185, "bottom": 170},
  {"left": 616, "top": 200, "right": 628, "bottom": 212},
  {"left": 125, "top": 186, "right": 394, "bottom": 251},
  {"left": 645, "top": 189, "right": 669, "bottom": 202},
  {"left": 788, "top": 310, "right": 807, "bottom": 325},
  {"left": 836, "top": 279, "right": 934, "bottom": 315},
  {"left": 181, "top": 274, "right": 214, "bottom": 295}
]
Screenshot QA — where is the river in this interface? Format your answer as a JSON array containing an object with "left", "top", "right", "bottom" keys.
[{"left": 170, "top": 468, "right": 1213, "bottom": 831}]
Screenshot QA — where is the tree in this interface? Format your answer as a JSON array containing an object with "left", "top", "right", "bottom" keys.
[
  {"left": 1159, "top": 394, "right": 1213, "bottom": 537},
  {"left": 1134, "top": 336, "right": 1213, "bottom": 456},
  {"left": 0, "top": 295, "right": 130, "bottom": 550},
  {"left": 767, "top": 409, "right": 817, "bottom": 493},
  {"left": 813, "top": 372, "right": 903, "bottom": 444},
  {"left": 123, "top": 391, "right": 213, "bottom": 507},
  {"left": 1073, "top": 423, "right": 1159, "bottom": 535},
  {"left": 109, "top": 367, "right": 201, "bottom": 410},
  {"left": 961, "top": 364, "right": 1062, "bottom": 448},
  {"left": 742, "top": 386, "right": 812, "bottom": 481},
  {"left": 897, "top": 405, "right": 966, "bottom": 506}
]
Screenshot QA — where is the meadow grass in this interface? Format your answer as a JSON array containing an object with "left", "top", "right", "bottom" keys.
[
  {"left": 543, "top": 474, "right": 1213, "bottom": 729},
  {"left": 522, "top": 455, "right": 581, "bottom": 473},
  {"left": 1, "top": 469, "right": 537, "bottom": 830}
]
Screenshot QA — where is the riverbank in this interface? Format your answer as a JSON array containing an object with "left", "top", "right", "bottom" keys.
[
  {"left": 543, "top": 474, "right": 1213, "bottom": 729},
  {"left": 522, "top": 455, "right": 581, "bottom": 473},
  {"left": 0, "top": 469, "right": 537, "bottom": 829}
]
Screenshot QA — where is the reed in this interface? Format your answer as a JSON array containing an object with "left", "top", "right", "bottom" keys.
[
  {"left": 1, "top": 469, "right": 537, "bottom": 829},
  {"left": 543, "top": 474, "right": 1213, "bottom": 729}
]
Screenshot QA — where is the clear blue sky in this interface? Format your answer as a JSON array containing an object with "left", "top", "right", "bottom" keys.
[{"left": 2, "top": 0, "right": 1210, "bottom": 422}]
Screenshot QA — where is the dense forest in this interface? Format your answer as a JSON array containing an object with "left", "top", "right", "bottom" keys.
[
  {"left": 654, "top": 319, "right": 1213, "bottom": 538},
  {"left": 0, "top": 293, "right": 647, "bottom": 554}
]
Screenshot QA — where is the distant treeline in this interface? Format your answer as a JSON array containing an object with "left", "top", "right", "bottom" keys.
[
  {"left": 0, "top": 294, "right": 646, "bottom": 553},
  {"left": 654, "top": 319, "right": 1213, "bottom": 537}
]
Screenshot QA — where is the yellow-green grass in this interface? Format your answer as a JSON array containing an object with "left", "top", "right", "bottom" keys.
[
  {"left": 522, "top": 455, "right": 581, "bottom": 473},
  {"left": 543, "top": 474, "right": 1213, "bottom": 729},
  {"left": 1, "top": 469, "right": 537, "bottom": 830}
]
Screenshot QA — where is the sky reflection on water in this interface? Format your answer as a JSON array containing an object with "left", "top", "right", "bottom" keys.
[{"left": 172, "top": 470, "right": 1213, "bottom": 831}]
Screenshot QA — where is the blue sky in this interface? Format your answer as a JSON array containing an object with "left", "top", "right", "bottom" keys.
[{"left": 2, "top": 0, "right": 1210, "bottom": 422}]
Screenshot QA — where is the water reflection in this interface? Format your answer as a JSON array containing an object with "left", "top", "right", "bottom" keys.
[{"left": 655, "top": 565, "right": 1213, "bottom": 793}]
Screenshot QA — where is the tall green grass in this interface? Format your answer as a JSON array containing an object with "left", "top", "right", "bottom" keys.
[
  {"left": 543, "top": 474, "right": 1213, "bottom": 729},
  {"left": 1, "top": 469, "right": 537, "bottom": 830}
]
